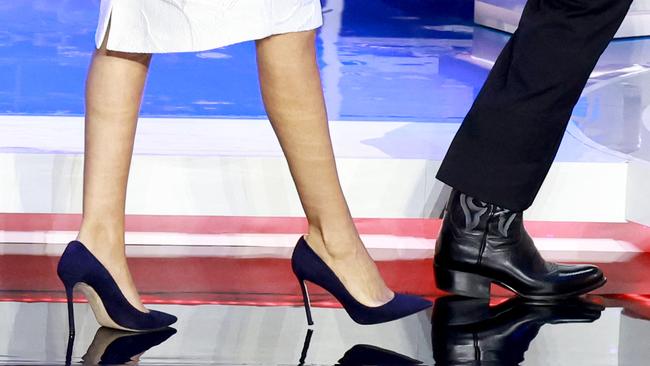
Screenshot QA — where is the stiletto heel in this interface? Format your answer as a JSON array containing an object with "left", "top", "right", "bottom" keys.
[
  {"left": 298, "top": 279, "right": 314, "bottom": 326},
  {"left": 65, "top": 331, "right": 75, "bottom": 366},
  {"left": 291, "top": 237, "right": 432, "bottom": 325},
  {"left": 434, "top": 265, "right": 491, "bottom": 298},
  {"left": 64, "top": 284, "right": 76, "bottom": 335},
  {"left": 57, "top": 241, "right": 177, "bottom": 332}
]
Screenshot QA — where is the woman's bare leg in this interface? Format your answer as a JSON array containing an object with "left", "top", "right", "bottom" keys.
[
  {"left": 256, "top": 31, "right": 393, "bottom": 306},
  {"left": 76, "top": 38, "right": 152, "bottom": 312}
]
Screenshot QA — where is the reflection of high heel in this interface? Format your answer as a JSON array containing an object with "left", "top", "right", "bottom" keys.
[
  {"left": 57, "top": 241, "right": 177, "bottom": 333},
  {"left": 337, "top": 345, "right": 423, "bottom": 365},
  {"left": 298, "top": 329, "right": 314, "bottom": 366},
  {"left": 296, "top": 327, "right": 421, "bottom": 366},
  {"left": 291, "top": 237, "right": 432, "bottom": 325},
  {"left": 432, "top": 295, "right": 604, "bottom": 365},
  {"left": 81, "top": 327, "right": 176, "bottom": 365}
]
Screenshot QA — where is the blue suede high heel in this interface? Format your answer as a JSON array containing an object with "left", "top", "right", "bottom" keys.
[
  {"left": 57, "top": 241, "right": 177, "bottom": 334},
  {"left": 291, "top": 237, "right": 432, "bottom": 325}
]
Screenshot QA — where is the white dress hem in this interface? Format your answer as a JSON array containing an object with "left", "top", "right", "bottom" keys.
[{"left": 95, "top": 0, "right": 323, "bottom": 54}]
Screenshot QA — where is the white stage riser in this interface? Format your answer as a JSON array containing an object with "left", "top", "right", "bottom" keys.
[
  {"left": 0, "top": 152, "right": 630, "bottom": 223},
  {"left": 627, "top": 159, "right": 650, "bottom": 226},
  {"left": 475, "top": 0, "right": 650, "bottom": 39}
]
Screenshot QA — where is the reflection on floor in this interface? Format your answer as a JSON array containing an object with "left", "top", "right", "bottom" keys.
[
  {"left": 1, "top": 243, "right": 650, "bottom": 365},
  {"left": 1, "top": 296, "right": 649, "bottom": 365}
]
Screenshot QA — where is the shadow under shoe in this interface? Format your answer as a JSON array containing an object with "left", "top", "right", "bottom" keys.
[
  {"left": 57, "top": 241, "right": 178, "bottom": 333},
  {"left": 292, "top": 237, "right": 432, "bottom": 325},
  {"left": 431, "top": 295, "right": 604, "bottom": 365},
  {"left": 66, "top": 326, "right": 176, "bottom": 365},
  {"left": 434, "top": 189, "right": 606, "bottom": 300}
]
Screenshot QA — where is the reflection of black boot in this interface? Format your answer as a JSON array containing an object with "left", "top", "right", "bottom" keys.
[
  {"left": 432, "top": 296, "right": 604, "bottom": 365},
  {"left": 434, "top": 189, "right": 606, "bottom": 300},
  {"left": 337, "top": 344, "right": 423, "bottom": 365},
  {"left": 81, "top": 327, "right": 176, "bottom": 365}
]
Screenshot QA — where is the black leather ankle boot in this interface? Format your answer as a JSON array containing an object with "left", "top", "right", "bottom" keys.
[
  {"left": 432, "top": 296, "right": 604, "bottom": 365},
  {"left": 434, "top": 189, "right": 606, "bottom": 300}
]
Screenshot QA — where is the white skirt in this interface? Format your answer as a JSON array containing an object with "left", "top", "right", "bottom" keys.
[{"left": 96, "top": 0, "right": 323, "bottom": 53}]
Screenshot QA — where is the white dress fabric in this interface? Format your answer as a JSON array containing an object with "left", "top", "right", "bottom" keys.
[{"left": 96, "top": 0, "right": 323, "bottom": 53}]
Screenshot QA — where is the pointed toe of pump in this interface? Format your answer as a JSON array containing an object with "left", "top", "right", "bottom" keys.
[
  {"left": 394, "top": 293, "right": 433, "bottom": 315},
  {"left": 148, "top": 310, "right": 178, "bottom": 329},
  {"left": 352, "top": 293, "right": 432, "bottom": 325}
]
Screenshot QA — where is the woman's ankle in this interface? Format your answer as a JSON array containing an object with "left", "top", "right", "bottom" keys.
[
  {"left": 306, "top": 224, "right": 363, "bottom": 259},
  {"left": 77, "top": 219, "right": 126, "bottom": 256}
]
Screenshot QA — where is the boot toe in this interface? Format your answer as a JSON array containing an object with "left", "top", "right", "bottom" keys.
[
  {"left": 558, "top": 264, "right": 604, "bottom": 281},
  {"left": 555, "top": 264, "right": 606, "bottom": 293}
]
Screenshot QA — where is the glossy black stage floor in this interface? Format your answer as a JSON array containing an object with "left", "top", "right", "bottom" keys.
[{"left": 2, "top": 293, "right": 649, "bottom": 365}]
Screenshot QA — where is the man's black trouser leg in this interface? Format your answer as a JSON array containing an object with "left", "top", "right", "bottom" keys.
[{"left": 436, "top": 0, "right": 633, "bottom": 211}]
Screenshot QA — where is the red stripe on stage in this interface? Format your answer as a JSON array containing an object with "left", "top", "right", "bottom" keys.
[
  {"left": 1, "top": 213, "right": 650, "bottom": 243},
  {"left": 0, "top": 254, "right": 442, "bottom": 306},
  {"left": 1, "top": 252, "right": 650, "bottom": 306}
]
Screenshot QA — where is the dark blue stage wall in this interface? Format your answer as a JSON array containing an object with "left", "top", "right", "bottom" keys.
[{"left": 0, "top": 0, "right": 489, "bottom": 122}]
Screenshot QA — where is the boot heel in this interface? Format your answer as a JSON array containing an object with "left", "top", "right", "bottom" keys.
[
  {"left": 64, "top": 284, "right": 76, "bottom": 336},
  {"left": 434, "top": 266, "right": 491, "bottom": 298},
  {"left": 298, "top": 279, "right": 314, "bottom": 326}
]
